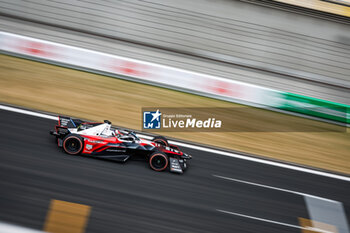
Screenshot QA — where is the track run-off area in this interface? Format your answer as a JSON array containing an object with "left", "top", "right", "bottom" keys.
[{"left": 0, "top": 105, "right": 349, "bottom": 233}]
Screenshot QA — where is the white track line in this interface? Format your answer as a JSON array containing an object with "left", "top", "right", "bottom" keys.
[
  {"left": 216, "top": 209, "right": 332, "bottom": 233},
  {"left": 1, "top": 104, "right": 349, "bottom": 182},
  {"left": 213, "top": 174, "right": 339, "bottom": 203},
  {"left": 0, "top": 105, "right": 58, "bottom": 120},
  {"left": 172, "top": 141, "right": 350, "bottom": 182},
  {"left": 0, "top": 222, "right": 44, "bottom": 233}
]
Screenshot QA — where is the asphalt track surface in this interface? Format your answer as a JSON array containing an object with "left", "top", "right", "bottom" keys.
[{"left": 0, "top": 109, "right": 349, "bottom": 233}]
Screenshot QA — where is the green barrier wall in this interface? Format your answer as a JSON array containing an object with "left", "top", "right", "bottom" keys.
[{"left": 276, "top": 92, "right": 349, "bottom": 124}]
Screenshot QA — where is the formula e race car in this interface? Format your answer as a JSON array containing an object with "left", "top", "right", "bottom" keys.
[{"left": 50, "top": 116, "right": 192, "bottom": 173}]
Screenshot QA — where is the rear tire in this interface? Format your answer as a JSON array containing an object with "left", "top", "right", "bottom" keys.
[
  {"left": 149, "top": 152, "right": 169, "bottom": 172},
  {"left": 152, "top": 136, "right": 169, "bottom": 147},
  {"left": 63, "top": 134, "right": 83, "bottom": 155}
]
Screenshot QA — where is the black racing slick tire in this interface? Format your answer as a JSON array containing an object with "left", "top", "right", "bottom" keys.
[
  {"left": 152, "top": 136, "right": 169, "bottom": 147},
  {"left": 63, "top": 134, "right": 84, "bottom": 155},
  {"left": 149, "top": 152, "right": 169, "bottom": 172}
]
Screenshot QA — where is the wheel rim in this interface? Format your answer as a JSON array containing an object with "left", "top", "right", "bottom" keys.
[
  {"left": 65, "top": 138, "right": 81, "bottom": 153},
  {"left": 151, "top": 155, "right": 167, "bottom": 170}
]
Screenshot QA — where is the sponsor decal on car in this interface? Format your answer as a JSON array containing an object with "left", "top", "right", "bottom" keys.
[
  {"left": 87, "top": 139, "right": 104, "bottom": 143},
  {"left": 106, "top": 149, "right": 126, "bottom": 152}
]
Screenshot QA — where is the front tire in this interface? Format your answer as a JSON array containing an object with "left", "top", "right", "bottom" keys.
[
  {"left": 149, "top": 152, "right": 169, "bottom": 172},
  {"left": 63, "top": 134, "right": 83, "bottom": 155}
]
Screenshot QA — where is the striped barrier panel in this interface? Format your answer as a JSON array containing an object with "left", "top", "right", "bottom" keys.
[{"left": 0, "top": 31, "right": 349, "bottom": 124}]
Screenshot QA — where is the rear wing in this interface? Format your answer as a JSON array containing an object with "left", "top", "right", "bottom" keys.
[
  {"left": 58, "top": 116, "right": 83, "bottom": 128},
  {"left": 50, "top": 116, "right": 83, "bottom": 140}
]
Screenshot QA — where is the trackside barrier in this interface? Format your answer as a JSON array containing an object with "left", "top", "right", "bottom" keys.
[{"left": 0, "top": 31, "right": 349, "bottom": 124}]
